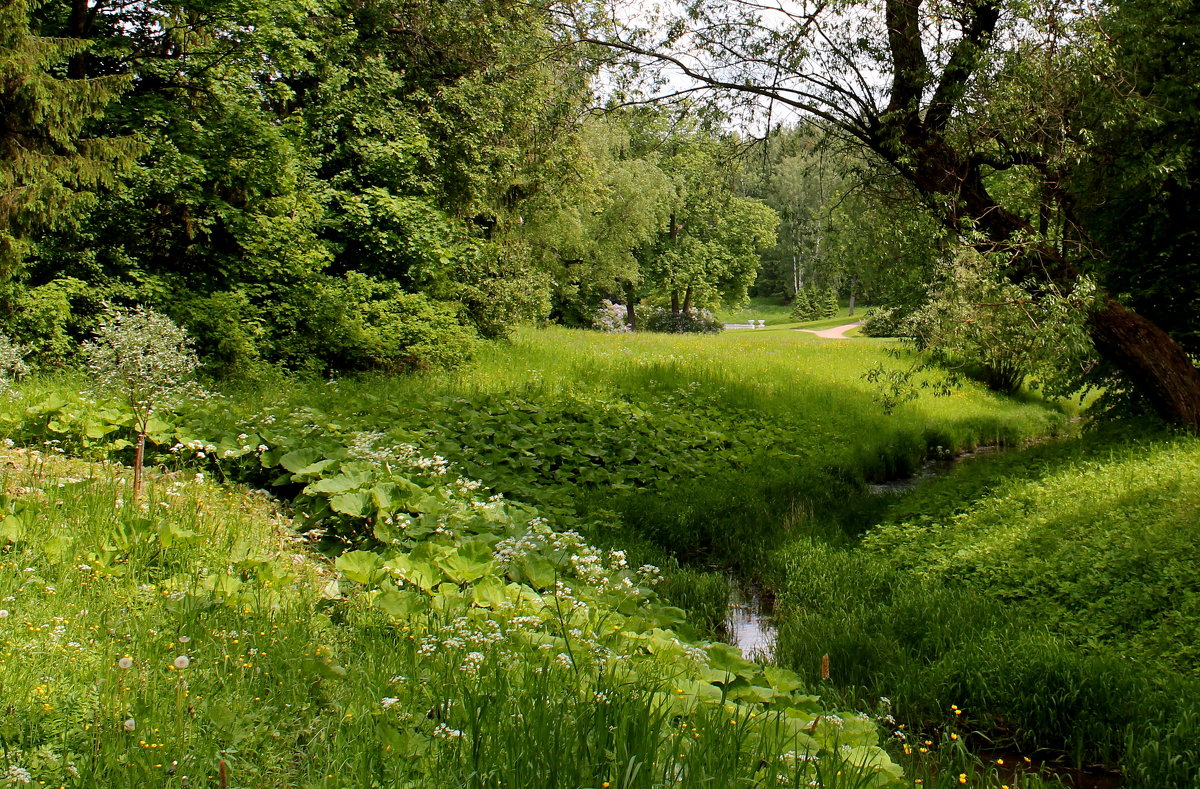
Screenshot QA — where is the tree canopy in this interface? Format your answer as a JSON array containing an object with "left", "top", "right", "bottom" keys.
[{"left": 567, "top": 0, "right": 1200, "bottom": 428}]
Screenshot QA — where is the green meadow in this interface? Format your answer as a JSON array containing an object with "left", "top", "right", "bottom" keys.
[{"left": 3, "top": 324, "right": 1197, "bottom": 787}]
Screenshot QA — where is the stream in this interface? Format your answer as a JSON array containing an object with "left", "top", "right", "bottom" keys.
[
  {"left": 720, "top": 437, "right": 1124, "bottom": 788},
  {"left": 724, "top": 583, "right": 777, "bottom": 657},
  {"left": 724, "top": 443, "right": 1008, "bottom": 657}
]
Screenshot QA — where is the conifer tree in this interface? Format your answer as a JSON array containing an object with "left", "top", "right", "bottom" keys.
[
  {"left": 790, "top": 287, "right": 813, "bottom": 321},
  {"left": 0, "top": 0, "right": 137, "bottom": 305},
  {"left": 823, "top": 286, "right": 839, "bottom": 319}
]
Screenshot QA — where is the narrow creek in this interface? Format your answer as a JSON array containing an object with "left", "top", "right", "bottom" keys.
[
  {"left": 724, "top": 583, "right": 777, "bottom": 657},
  {"left": 724, "top": 443, "right": 1008, "bottom": 657},
  {"left": 720, "top": 436, "right": 1125, "bottom": 789}
]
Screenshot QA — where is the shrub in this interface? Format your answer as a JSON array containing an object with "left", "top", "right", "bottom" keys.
[
  {"left": 6, "top": 277, "right": 94, "bottom": 367},
  {"left": 822, "top": 286, "right": 840, "bottom": 318},
  {"left": 0, "top": 334, "right": 30, "bottom": 394},
  {"left": 270, "top": 273, "right": 477, "bottom": 374},
  {"left": 82, "top": 305, "right": 206, "bottom": 499},
  {"left": 859, "top": 306, "right": 909, "bottom": 337},
  {"left": 591, "top": 299, "right": 631, "bottom": 333},
  {"left": 641, "top": 307, "right": 722, "bottom": 334},
  {"left": 790, "top": 288, "right": 815, "bottom": 321},
  {"left": 172, "top": 289, "right": 265, "bottom": 378}
]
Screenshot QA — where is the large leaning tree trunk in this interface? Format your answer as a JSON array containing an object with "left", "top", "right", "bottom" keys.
[
  {"left": 568, "top": 0, "right": 1200, "bottom": 430},
  {"left": 873, "top": 0, "right": 1200, "bottom": 429}
]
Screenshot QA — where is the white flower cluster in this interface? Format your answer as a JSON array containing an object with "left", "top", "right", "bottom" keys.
[
  {"left": 345, "top": 432, "right": 451, "bottom": 477},
  {"left": 6, "top": 764, "right": 32, "bottom": 784},
  {"left": 0, "top": 334, "right": 30, "bottom": 396}
]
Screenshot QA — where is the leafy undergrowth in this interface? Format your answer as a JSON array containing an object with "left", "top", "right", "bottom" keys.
[
  {"left": 0, "top": 446, "right": 908, "bottom": 788},
  {"left": 0, "top": 327, "right": 1067, "bottom": 566},
  {"left": 771, "top": 423, "right": 1200, "bottom": 788},
  {"left": 0, "top": 328, "right": 1075, "bottom": 787}
]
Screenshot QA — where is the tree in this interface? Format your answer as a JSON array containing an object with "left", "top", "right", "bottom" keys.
[
  {"left": 84, "top": 305, "right": 205, "bottom": 501},
  {"left": 569, "top": 0, "right": 1200, "bottom": 429},
  {"left": 636, "top": 127, "right": 779, "bottom": 316},
  {"left": 518, "top": 113, "right": 674, "bottom": 328},
  {"left": 0, "top": 0, "right": 137, "bottom": 308}
]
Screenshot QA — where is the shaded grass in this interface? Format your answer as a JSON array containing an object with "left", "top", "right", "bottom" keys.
[{"left": 770, "top": 422, "right": 1200, "bottom": 787}]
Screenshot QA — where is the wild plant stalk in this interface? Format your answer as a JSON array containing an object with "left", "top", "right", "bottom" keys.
[{"left": 83, "top": 305, "right": 205, "bottom": 500}]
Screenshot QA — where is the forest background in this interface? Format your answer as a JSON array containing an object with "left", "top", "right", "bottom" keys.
[{"left": 2, "top": 0, "right": 1199, "bottom": 429}]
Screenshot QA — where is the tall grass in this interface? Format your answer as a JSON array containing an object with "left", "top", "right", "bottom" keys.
[
  {"left": 0, "top": 326, "right": 1087, "bottom": 788},
  {"left": 770, "top": 423, "right": 1200, "bottom": 787}
]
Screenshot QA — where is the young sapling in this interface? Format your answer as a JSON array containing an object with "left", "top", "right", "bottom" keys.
[{"left": 83, "top": 305, "right": 206, "bottom": 500}]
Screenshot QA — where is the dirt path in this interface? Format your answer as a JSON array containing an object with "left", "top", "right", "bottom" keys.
[{"left": 797, "top": 321, "right": 862, "bottom": 339}]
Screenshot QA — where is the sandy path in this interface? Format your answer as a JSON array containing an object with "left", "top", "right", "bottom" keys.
[{"left": 796, "top": 321, "right": 862, "bottom": 339}]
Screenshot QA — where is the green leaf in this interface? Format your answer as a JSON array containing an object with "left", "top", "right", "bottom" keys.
[
  {"left": 512, "top": 555, "right": 556, "bottom": 589},
  {"left": 307, "top": 470, "right": 372, "bottom": 495},
  {"left": 764, "top": 666, "right": 804, "bottom": 694},
  {"left": 373, "top": 589, "right": 426, "bottom": 618},
  {"left": 0, "top": 515, "right": 22, "bottom": 543},
  {"left": 839, "top": 746, "right": 904, "bottom": 785},
  {"left": 157, "top": 521, "right": 200, "bottom": 548},
  {"left": 436, "top": 541, "right": 495, "bottom": 584},
  {"left": 470, "top": 576, "right": 508, "bottom": 608},
  {"left": 385, "top": 550, "right": 441, "bottom": 591},
  {"left": 336, "top": 550, "right": 385, "bottom": 585},
  {"left": 706, "top": 642, "right": 760, "bottom": 678},
  {"left": 371, "top": 480, "right": 418, "bottom": 511},
  {"left": 330, "top": 490, "right": 372, "bottom": 518},
  {"left": 279, "top": 447, "right": 322, "bottom": 473}
]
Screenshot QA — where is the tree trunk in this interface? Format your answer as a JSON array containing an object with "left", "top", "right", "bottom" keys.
[
  {"left": 681, "top": 285, "right": 693, "bottom": 315},
  {"left": 847, "top": 276, "right": 857, "bottom": 316},
  {"left": 671, "top": 290, "right": 680, "bottom": 314},
  {"left": 67, "top": 0, "right": 93, "bottom": 78},
  {"left": 133, "top": 431, "right": 146, "bottom": 502},
  {"left": 1089, "top": 298, "right": 1200, "bottom": 430}
]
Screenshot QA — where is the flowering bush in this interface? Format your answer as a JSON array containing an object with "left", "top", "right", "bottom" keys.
[
  {"left": 82, "top": 305, "right": 207, "bottom": 498},
  {"left": 591, "top": 299, "right": 631, "bottom": 333},
  {"left": 642, "top": 307, "right": 722, "bottom": 334},
  {"left": 0, "top": 335, "right": 30, "bottom": 395}
]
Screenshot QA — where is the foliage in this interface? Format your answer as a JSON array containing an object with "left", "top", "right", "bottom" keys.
[
  {"left": 82, "top": 306, "right": 205, "bottom": 432},
  {"left": 267, "top": 273, "right": 478, "bottom": 375},
  {"left": 859, "top": 308, "right": 907, "bottom": 339},
  {"left": 902, "top": 251, "right": 1097, "bottom": 396},
  {"left": 592, "top": 299, "right": 631, "bottom": 333},
  {"left": 82, "top": 304, "right": 206, "bottom": 498},
  {"left": 790, "top": 288, "right": 814, "bottom": 322},
  {"left": 769, "top": 423, "right": 1200, "bottom": 786},
  {"left": 790, "top": 287, "right": 839, "bottom": 322},
  {"left": 641, "top": 307, "right": 722, "bottom": 335},
  {"left": 0, "top": 334, "right": 29, "bottom": 394},
  {"left": 6, "top": 0, "right": 592, "bottom": 374},
  {"left": 575, "top": 0, "right": 1200, "bottom": 428},
  {"left": 0, "top": 325, "right": 1082, "bottom": 786},
  {"left": 0, "top": 383, "right": 931, "bottom": 786},
  {"left": 0, "top": 0, "right": 137, "bottom": 304},
  {"left": 1070, "top": 0, "right": 1200, "bottom": 357}
]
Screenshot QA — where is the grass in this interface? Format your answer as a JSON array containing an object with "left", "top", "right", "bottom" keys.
[
  {"left": 769, "top": 422, "right": 1200, "bottom": 787},
  {"left": 0, "top": 326, "right": 1103, "bottom": 788},
  {"left": 717, "top": 295, "right": 872, "bottom": 331},
  {"left": 0, "top": 448, "right": 919, "bottom": 788}
]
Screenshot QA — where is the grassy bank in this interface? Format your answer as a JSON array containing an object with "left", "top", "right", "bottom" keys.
[
  {"left": 771, "top": 423, "right": 1200, "bottom": 787},
  {"left": 0, "top": 326, "right": 1074, "bottom": 787}
]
